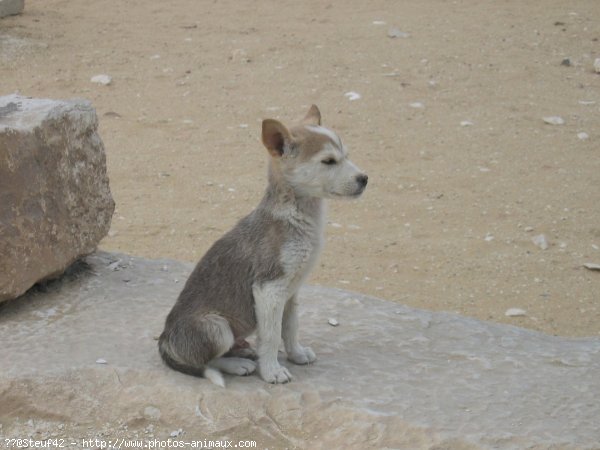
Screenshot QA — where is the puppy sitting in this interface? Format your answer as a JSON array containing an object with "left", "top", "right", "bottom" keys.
[{"left": 159, "top": 105, "right": 368, "bottom": 385}]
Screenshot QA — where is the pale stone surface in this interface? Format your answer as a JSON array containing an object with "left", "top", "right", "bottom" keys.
[
  {"left": 0, "top": 251, "right": 598, "bottom": 449},
  {"left": 0, "top": 94, "right": 114, "bottom": 302},
  {"left": 0, "top": 0, "right": 24, "bottom": 18}
]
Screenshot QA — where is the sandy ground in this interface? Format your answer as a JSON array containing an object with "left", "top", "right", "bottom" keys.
[{"left": 1, "top": 0, "right": 599, "bottom": 337}]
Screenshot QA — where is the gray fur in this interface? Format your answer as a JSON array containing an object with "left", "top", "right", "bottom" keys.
[{"left": 159, "top": 165, "right": 314, "bottom": 374}]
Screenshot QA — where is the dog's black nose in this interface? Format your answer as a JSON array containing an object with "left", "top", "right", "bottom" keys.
[{"left": 356, "top": 174, "right": 368, "bottom": 187}]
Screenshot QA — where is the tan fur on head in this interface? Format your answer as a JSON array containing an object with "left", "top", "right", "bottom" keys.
[
  {"left": 260, "top": 105, "right": 367, "bottom": 199},
  {"left": 262, "top": 105, "right": 322, "bottom": 157}
]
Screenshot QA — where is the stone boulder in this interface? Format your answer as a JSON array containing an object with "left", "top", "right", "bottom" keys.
[
  {"left": 0, "top": 251, "right": 598, "bottom": 449},
  {"left": 0, "top": 0, "right": 24, "bottom": 18},
  {"left": 0, "top": 94, "right": 114, "bottom": 302}
]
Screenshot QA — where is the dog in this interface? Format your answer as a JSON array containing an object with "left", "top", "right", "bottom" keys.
[{"left": 158, "top": 105, "right": 368, "bottom": 386}]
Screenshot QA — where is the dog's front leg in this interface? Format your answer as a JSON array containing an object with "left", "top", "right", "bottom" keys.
[
  {"left": 253, "top": 282, "right": 292, "bottom": 384},
  {"left": 282, "top": 295, "right": 316, "bottom": 365}
]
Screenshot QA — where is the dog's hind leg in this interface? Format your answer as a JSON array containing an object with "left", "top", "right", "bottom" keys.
[{"left": 159, "top": 313, "right": 234, "bottom": 386}]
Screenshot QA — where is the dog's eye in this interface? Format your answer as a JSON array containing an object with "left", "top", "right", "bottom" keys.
[{"left": 321, "top": 158, "right": 337, "bottom": 165}]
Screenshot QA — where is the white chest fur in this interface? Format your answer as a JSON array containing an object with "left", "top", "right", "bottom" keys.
[
  {"left": 280, "top": 230, "right": 323, "bottom": 291},
  {"left": 278, "top": 201, "right": 325, "bottom": 293}
]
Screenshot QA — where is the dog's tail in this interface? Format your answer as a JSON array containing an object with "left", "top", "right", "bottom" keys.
[{"left": 158, "top": 332, "right": 225, "bottom": 387}]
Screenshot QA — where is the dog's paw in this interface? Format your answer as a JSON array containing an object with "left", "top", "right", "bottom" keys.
[
  {"left": 230, "top": 358, "right": 257, "bottom": 376},
  {"left": 213, "top": 357, "right": 256, "bottom": 376},
  {"left": 260, "top": 364, "right": 293, "bottom": 384},
  {"left": 288, "top": 346, "right": 316, "bottom": 365}
]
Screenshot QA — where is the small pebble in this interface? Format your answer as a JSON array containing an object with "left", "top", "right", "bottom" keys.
[
  {"left": 372, "top": 20, "right": 386, "bottom": 25},
  {"left": 524, "top": 226, "right": 534, "bottom": 232},
  {"left": 583, "top": 263, "right": 600, "bottom": 271},
  {"left": 108, "top": 260, "right": 122, "bottom": 271},
  {"left": 505, "top": 308, "right": 526, "bottom": 317},
  {"left": 484, "top": 234, "right": 494, "bottom": 242},
  {"left": 577, "top": 132, "right": 589, "bottom": 140},
  {"left": 143, "top": 406, "right": 161, "bottom": 420},
  {"left": 594, "top": 58, "right": 600, "bottom": 73},
  {"left": 344, "top": 91, "right": 361, "bottom": 101},
  {"left": 328, "top": 318, "right": 339, "bottom": 326},
  {"left": 387, "top": 27, "right": 410, "bottom": 38},
  {"left": 460, "top": 120, "right": 473, "bottom": 127},
  {"left": 532, "top": 234, "right": 549, "bottom": 250},
  {"left": 543, "top": 116, "right": 564, "bottom": 125},
  {"left": 230, "top": 48, "right": 250, "bottom": 63},
  {"left": 560, "top": 58, "right": 571, "bottom": 67},
  {"left": 170, "top": 429, "right": 183, "bottom": 437},
  {"left": 96, "top": 358, "right": 107, "bottom": 364},
  {"left": 409, "top": 102, "right": 424, "bottom": 109},
  {"left": 90, "top": 74, "right": 112, "bottom": 85}
]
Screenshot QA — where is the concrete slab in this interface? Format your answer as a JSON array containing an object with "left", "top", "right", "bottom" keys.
[{"left": 0, "top": 251, "right": 598, "bottom": 449}]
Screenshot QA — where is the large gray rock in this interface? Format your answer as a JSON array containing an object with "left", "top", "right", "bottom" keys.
[
  {"left": 0, "top": 251, "right": 598, "bottom": 449},
  {"left": 0, "top": 0, "right": 24, "bottom": 18},
  {"left": 0, "top": 94, "right": 114, "bottom": 302}
]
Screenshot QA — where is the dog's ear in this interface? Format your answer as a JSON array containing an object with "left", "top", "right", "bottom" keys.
[
  {"left": 302, "top": 104, "right": 321, "bottom": 126},
  {"left": 262, "top": 119, "right": 292, "bottom": 157}
]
